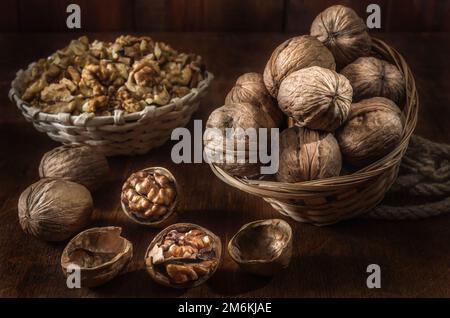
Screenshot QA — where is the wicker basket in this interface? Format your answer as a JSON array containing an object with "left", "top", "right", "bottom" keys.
[
  {"left": 9, "top": 65, "right": 213, "bottom": 156},
  {"left": 209, "top": 38, "right": 419, "bottom": 225}
]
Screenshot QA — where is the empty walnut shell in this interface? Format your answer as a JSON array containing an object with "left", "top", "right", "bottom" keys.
[
  {"left": 61, "top": 227, "right": 133, "bottom": 287},
  {"left": 310, "top": 5, "right": 372, "bottom": 67},
  {"left": 228, "top": 219, "right": 292, "bottom": 276},
  {"left": 263, "top": 35, "right": 336, "bottom": 97},
  {"left": 39, "top": 144, "right": 109, "bottom": 192},
  {"left": 225, "top": 72, "right": 284, "bottom": 127},
  {"left": 336, "top": 97, "right": 404, "bottom": 167},
  {"left": 340, "top": 57, "right": 406, "bottom": 105},
  {"left": 18, "top": 178, "right": 93, "bottom": 242},
  {"left": 204, "top": 102, "right": 276, "bottom": 178},
  {"left": 277, "top": 66, "right": 352, "bottom": 131},
  {"left": 277, "top": 126, "right": 342, "bottom": 183},
  {"left": 121, "top": 167, "right": 179, "bottom": 227},
  {"left": 145, "top": 223, "right": 222, "bottom": 289}
]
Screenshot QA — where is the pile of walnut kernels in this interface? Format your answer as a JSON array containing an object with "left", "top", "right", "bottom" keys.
[{"left": 19, "top": 35, "right": 206, "bottom": 115}]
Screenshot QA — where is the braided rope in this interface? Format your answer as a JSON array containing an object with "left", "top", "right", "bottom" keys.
[{"left": 366, "top": 135, "right": 450, "bottom": 220}]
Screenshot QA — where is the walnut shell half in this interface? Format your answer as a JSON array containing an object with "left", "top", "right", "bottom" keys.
[
  {"left": 310, "top": 5, "right": 372, "bottom": 67},
  {"left": 225, "top": 72, "right": 284, "bottom": 127},
  {"left": 263, "top": 35, "right": 336, "bottom": 97},
  {"left": 145, "top": 223, "right": 222, "bottom": 289},
  {"left": 61, "top": 226, "right": 133, "bottom": 287},
  {"left": 228, "top": 219, "right": 292, "bottom": 276},
  {"left": 39, "top": 145, "right": 109, "bottom": 192},
  {"left": 276, "top": 126, "right": 342, "bottom": 183},
  {"left": 121, "top": 167, "right": 179, "bottom": 227},
  {"left": 336, "top": 97, "right": 404, "bottom": 167},
  {"left": 340, "top": 57, "right": 406, "bottom": 105},
  {"left": 277, "top": 66, "right": 352, "bottom": 132},
  {"left": 18, "top": 178, "right": 93, "bottom": 242}
]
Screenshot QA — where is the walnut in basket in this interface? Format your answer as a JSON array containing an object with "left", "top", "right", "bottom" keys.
[
  {"left": 341, "top": 57, "right": 406, "bottom": 105},
  {"left": 263, "top": 35, "right": 336, "bottom": 97},
  {"left": 277, "top": 66, "right": 353, "bottom": 132},
  {"left": 204, "top": 102, "right": 277, "bottom": 178},
  {"left": 310, "top": 5, "right": 372, "bottom": 67},
  {"left": 276, "top": 126, "right": 342, "bottom": 183},
  {"left": 225, "top": 73, "right": 284, "bottom": 127},
  {"left": 336, "top": 97, "right": 404, "bottom": 167}
]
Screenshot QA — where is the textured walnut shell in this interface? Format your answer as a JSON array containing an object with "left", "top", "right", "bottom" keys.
[
  {"left": 277, "top": 126, "right": 342, "bottom": 183},
  {"left": 225, "top": 72, "right": 284, "bottom": 127},
  {"left": 204, "top": 102, "right": 276, "bottom": 178},
  {"left": 310, "top": 5, "right": 372, "bottom": 67},
  {"left": 61, "top": 226, "right": 133, "bottom": 287},
  {"left": 263, "top": 35, "right": 336, "bottom": 97},
  {"left": 121, "top": 167, "right": 179, "bottom": 227},
  {"left": 277, "top": 66, "right": 352, "bottom": 131},
  {"left": 18, "top": 178, "right": 93, "bottom": 241},
  {"left": 144, "top": 223, "right": 222, "bottom": 289},
  {"left": 39, "top": 145, "right": 109, "bottom": 191},
  {"left": 228, "top": 219, "right": 292, "bottom": 276},
  {"left": 336, "top": 97, "right": 404, "bottom": 167},
  {"left": 340, "top": 57, "right": 406, "bottom": 105}
]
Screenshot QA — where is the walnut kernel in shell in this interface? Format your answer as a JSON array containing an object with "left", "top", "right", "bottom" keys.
[
  {"left": 276, "top": 126, "right": 342, "bottom": 183},
  {"left": 225, "top": 72, "right": 284, "bottom": 127},
  {"left": 121, "top": 167, "right": 179, "bottom": 227},
  {"left": 263, "top": 35, "right": 336, "bottom": 97},
  {"left": 277, "top": 66, "right": 352, "bottom": 132},
  {"left": 61, "top": 226, "right": 133, "bottom": 287},
  {"left": 18, "top": 178, "right": 93, "bottom": 241},
  {"left": 336, "top": 97, "right": 404, "bottom": 167},
  {"left": 39, "top": 144, "right": 109, "bottom": 191},
  {"left": 145, "top": 223, "right": 222, "bottom": 288},
  {"left": 310, "top": 5, "right": 372, "bottom": 67},
  {"left": 340, "top": 57, "right": 406, "bottom": 105}
]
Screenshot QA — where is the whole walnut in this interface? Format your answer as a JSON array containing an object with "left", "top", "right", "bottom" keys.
[
  {"left": 18, "top": 178, "right": 93, "bottom": 241},
  {"left": 263, "top": 35, "right": 336, "bottom": 97},
  {"left": 336, "top": 97, "right": 404, "bottom": 167},
  {"left": 204, "top": 102, "right": 276, "bottom": 177},
  {"left": 225, "top": 73, "right": 284, "bottom": 127},
  {"left": 276, "top": 126, "right": 342, "bottom": 183},
  {"left": 39, "top": 145, "right": 109, "bottom": 191},
  {"left": 310, "top": 5, "right": 372, "bottom": 67},
  {"left": 340, "top": 57, "right": 406, "bottom": 105},
  {"left": 277, "top": 66, "right": 353, "bottom": 132}
]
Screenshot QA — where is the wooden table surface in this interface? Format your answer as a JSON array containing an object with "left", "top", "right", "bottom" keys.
[{"left": 0, "top": 32, "right": 449, "bottom": 298}]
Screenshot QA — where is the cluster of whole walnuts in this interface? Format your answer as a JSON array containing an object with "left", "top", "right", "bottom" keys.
[
  {"left": 206, "top": 5, "right": 406, "bottom": 182},
  {"left": 19, "top": 35, "right": 205, "bottom": 115}
]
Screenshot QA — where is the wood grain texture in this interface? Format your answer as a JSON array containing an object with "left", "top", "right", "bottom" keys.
[{"left": 0, "top": 32, "right": 449, "bottom": 297}]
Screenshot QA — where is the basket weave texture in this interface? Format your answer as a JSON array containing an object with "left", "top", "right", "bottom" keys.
[
  {"left": 10, "top": 66, "right": 213, "bottom": 156},
  {"left": 209, "top": 38, "right": 419, "bottom": 225}
]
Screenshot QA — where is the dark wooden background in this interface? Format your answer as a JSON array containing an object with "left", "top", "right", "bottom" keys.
[{"left": 1, "top": 0, "right": 450, "bottom": 32}]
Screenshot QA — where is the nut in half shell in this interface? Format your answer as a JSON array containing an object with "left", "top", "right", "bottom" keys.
[
  {"left": 340, "top": 57, "right": 406, "bottom": 105},
  {"left": 310, "top": 5, "right": 372, "bottom": 67},
  {"left": 277, "top": 66, "right": 352, "bottom": 132},
  {"left": 225, "top": 72, "right": 284, "bottom": 127},
  {"left": 61, "top": 226, "right": 133, "bottom": 287},
  {"left": 39, "top": 144, "right": 109, "bottom": 192},
  {"left": 145, "top": 223, "right": 222, "bottom": 288},
  {"left": 336, "top": 97, "right": 404, "bottom": 167},
  {"left": 121, "top": 167, "right": 179, "bottom": 227},
  {"left": 263, "top": 35, "right": 336, "bottom": 97},
  {"left": 228, "top": 219, "right": 292, "bottom": 276},
  {"left": 18, "top": 178, "right": 93, "bottom": 242}
]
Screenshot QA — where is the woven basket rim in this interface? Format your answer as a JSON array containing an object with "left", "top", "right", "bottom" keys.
[
  {"left": 209, "top": 37, "right": 419, "bottom": 195},
  {"left": 10, "top": 65, "right": 213, "bottom": 127}
]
